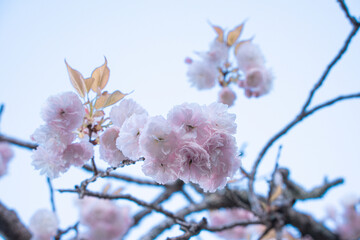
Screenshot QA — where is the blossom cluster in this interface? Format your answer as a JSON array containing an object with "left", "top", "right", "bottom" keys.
[
  {"left": 30, "top": 60, "right": 241, "bottom": 193},
  {"left": 0, "top": 142, "right": 13, "bottom": 177},
  {"left": 78, "top": 197, "right": 132, "bottom": 240},
  {"left": 103, "top": 99, "right": 241, "bottom": 192},
  {"left": 31, "top": 92, "right": 93, "bottom": 178},
  {"left": 186, "top": 23, "right": 273, "bottom": 106}
]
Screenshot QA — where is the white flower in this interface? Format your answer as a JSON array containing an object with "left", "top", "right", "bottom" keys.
[
  {"left": 29, "top": 209, "right": 59, "bottom": 240},
  {"left": 205, "top": 102, "right": 237, "bottom": 134},
  {"left": 235, "top": 41, "right": 265, "bottom": 71},
  {"left": 31, "top": 125, "right": 75, "bottom": 152},
  {"left": 31, "top": 146, "right": 68, "bottom": 179},
  {"left": 109, "top": 99, "right": 147, "bottom": 128},
  {"left": 202, "top": 40, "right": 229, "bottom": 65},
  {"left": 187, "top": 61, "right": 218, "bottom": 90},
  {"left": 116, "top": 113, "right": 148, "bottom": 159}
]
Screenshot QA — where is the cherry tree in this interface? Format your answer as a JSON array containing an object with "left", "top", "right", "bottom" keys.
[{"left": 0, "top": 1, "right": 360, "bottom": 239}]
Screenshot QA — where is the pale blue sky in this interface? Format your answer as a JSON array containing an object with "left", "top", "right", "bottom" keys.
[{"left": 0, "top": 1, "right": 360, "bottom": 239}]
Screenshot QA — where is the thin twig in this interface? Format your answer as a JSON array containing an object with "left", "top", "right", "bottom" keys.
[
  {"left": 299, "top": 22, "right": 359, "bottom": 114},
  {"left": 130, "top": 180, "right": 183, "bottom": 228},
  {"left": 337, "top": 0, "right": 360, "bottom": 26},
  {"left": 249, "top": 20, "right": 360, "bottom": 213},
  {"left": 0, "top": 134, "right": 37, "bottom": 150},
  {"left": 205, "top": 220, "right": 263, "bottom": 232},
  {"left": 47, "top": 177, "right": 56, "bottom": 213},
  {"left": 58, "top": 188, "right": 185, "bottom": 222}
]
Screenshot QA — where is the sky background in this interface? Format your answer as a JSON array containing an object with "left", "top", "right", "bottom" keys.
[{"left": 0, "top": 0, "right": 360, "bottom": 239}]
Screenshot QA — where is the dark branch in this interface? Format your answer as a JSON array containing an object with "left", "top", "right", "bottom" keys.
[
  {"left": 82, "top": 164, "right": 160, "bottom": 186},
  {"left": 0, "top": 134, "right": 37, "bottom": 150},
  {"left": 0, "top": 201, "right": 31, "bottom": 240},
  {"left": 337, "top": 0, "right": 360, "bottom": 26},
  {"left": 279, "top": 168, "right": 344, "bottom": 200},
  {"left": 47, "top": 177, "right": 56, "bottom": 212},
  {"left": 58, "top": 188, "right": 185, "bottom": 222},
  {"left": 248, "top": 20, "right": 360, "bottom": 213}
]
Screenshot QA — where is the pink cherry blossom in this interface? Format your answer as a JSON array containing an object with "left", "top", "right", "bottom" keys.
[
  {"left": 204, "top": 40, "right": 229, "bottom": 65},
  {"left": 41, "top": 92, "right": 85, "bottom": 132},
  {"left": 205, "top": 102, "right": 237, "bottom": 135},
  {"left": 29, "top": 209, "right": 59, "bottom": 240},
  {"left": 79, "top": 197, "right": 132, "bottom": 240},
  {"left": 116, "top": 113, "right": 148, "bottom": 159},
  {"left": 139, "top": 116, "right": 178, "bottom": 160},
  {"left": 99, "top": 127, "right": 126, "bottom": 167},
  {"left": 142, "top": 156, "right": 179, "bottom": 184},
  {"left": 218, "top": 87, "right": 237, "bottom": 107},
  {"left": 187, "top": 61, "right": 218, "bottom": 90},
  {"left": 31, "top": 125, "right": 75, "bottom": 152},
  {"left": 239, "top": 67, "right": 273, "bottom": 98},
  {"left": 31, "top": 146, "right": 68, "bottom": 179},
  {"left": 109, "top": 98, "right": 147, "bottom": 128},
  {"left": 0, "top": 143, "right": 14, "bottom": 177},
  {"left": 175, "top": 141, "right": 211, "bottom": 184},
  {"left": 334, "top": 198, "right": 360, "bottom": 240},
  {"left": 201, "top": 132, "right": 241, "bottom": 192},
  {"left": 209, "top": 208, "right": 255, "bottom": 240},
  {"left": 235, "top": 41, "right": 265, "bottom": 71},
  {"left": 167, "top": 102, "right": 209, "bottom": 142},
  {"left": 62, "top": 141, "right": 94, "bottom": 167}
]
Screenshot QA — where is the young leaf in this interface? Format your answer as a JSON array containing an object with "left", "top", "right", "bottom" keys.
[
  {"left": 103, "top": 90, "right": 126, "bottom": 108},
  {"left": 91, "top": 57, "right": 110, "bottom": 93},
  {"left": 94, "top": 90, "right": 126, "bottom": 109},
  {"left": 65, "top": 60, "right": 87, "bottom": 98},
  {"left": 94, "top": 91, "right": 110, "bottom": 109},
  {"left": 211, "top": 24, "right": 224, "bottom": 42},
  {"left": 84, "top": 77, "right": 95, "bottom": 93},
  {"left": 227, "top": 23, "right": 244, "bottom": 46}
]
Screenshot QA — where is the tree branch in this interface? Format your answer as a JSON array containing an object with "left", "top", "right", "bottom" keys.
[
  {"left": 0, "top": 201, "right": 31, "bottom": 240},
  {"left": 248, "top": 19, "right": 360, "bottom": 214},
  {"left": 0, "top": 134, "right": 37, "bottom": 150}
]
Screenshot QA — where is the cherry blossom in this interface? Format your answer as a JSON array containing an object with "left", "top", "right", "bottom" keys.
[
  {"left": 139, "top": 115, "right": 179, "bottom": 160},
  {"left": 209, "top": 208, "right": 255, "bottom": 240},
  {"left": 187, "top": 60, "right": 218, "bottom": 90},
  {"left": 235, "top": 41, "right": 265, "bottom": 71},
  {"left": 218, "top": 87, "right": 237, "bottom": 106},
  {"left": 116, "top": 113, "right": 148, "bottom": 159},
  {"left": 31, "top": 146, "right": 68, "bottom": 179},
  {"left": 29, "top": 209, "right": 59, "bottom": 240},
  {"left": 41, "top": 92, "right": 85, "bottom": 132},
  {"left": 78, "top": 197, "right": 132, "bottom": 240},
  {"left": 110, "top": 98, "right": 147, "bottom": 129},
  {"left": 99, "top": 127, "right": 126, "bottom": 167},
  {"left": 62, "top": 141, "right": 94, "bottom": 167},
  {"left": 0, "top": 142, "right": 14, "bottom": 177}
]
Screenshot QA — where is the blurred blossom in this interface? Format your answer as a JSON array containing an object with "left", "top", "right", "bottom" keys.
[
  {"left": 29, "top": 209, "right": 59, "bottom": 240},
  {"left": 0, "top": 142, "right": 14, "bottom": 177},
  {"left": 218, "top": 87, "right": 237, "bottom": 106},
  {"left": 78, "top": 197, "right": 132, "bottom": 240}
]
